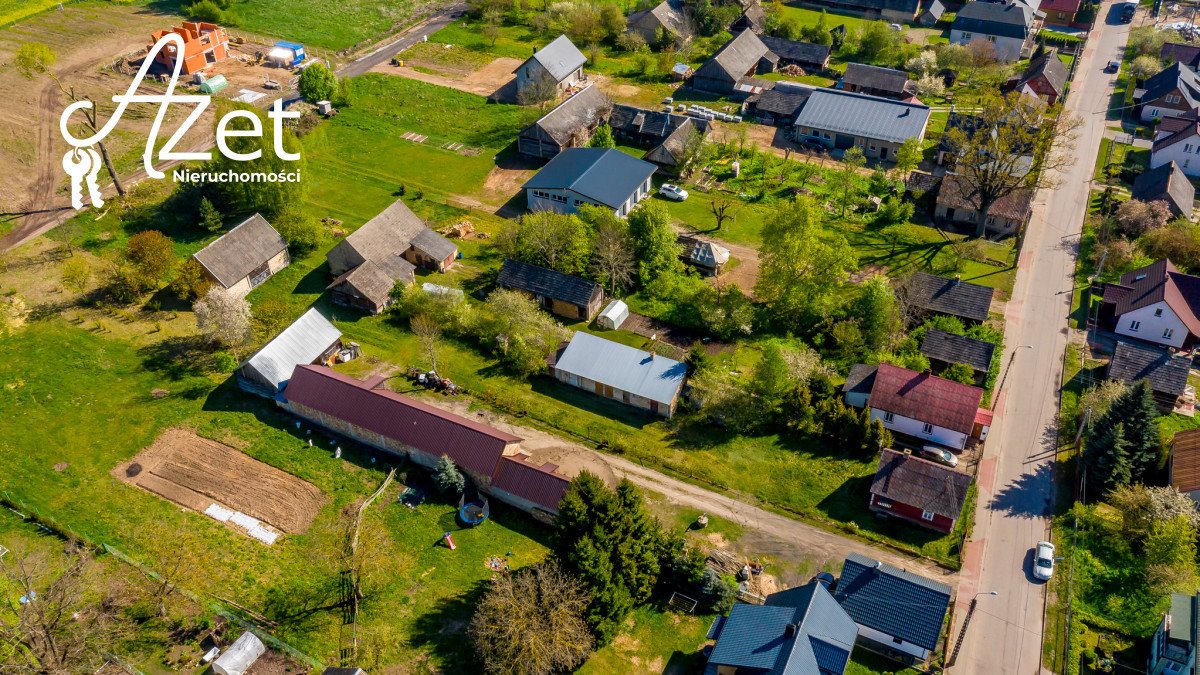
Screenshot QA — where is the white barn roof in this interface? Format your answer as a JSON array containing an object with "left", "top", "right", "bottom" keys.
[
  {"left": 554, "top": 331, "right": 686, "bottom": 406},
  {"left": 241, "top": 308, "right": 342, "bottom": 392}
]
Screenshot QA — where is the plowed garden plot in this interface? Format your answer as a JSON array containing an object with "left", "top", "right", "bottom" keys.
[{"left": 114, "top": 428, "right": 325, "bottom": 534}]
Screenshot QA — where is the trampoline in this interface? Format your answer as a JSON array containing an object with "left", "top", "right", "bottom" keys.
[{"left": 458, "top": 489, "right": 490, "bottom": 527}]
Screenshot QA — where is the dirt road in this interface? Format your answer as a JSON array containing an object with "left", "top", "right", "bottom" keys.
[{"left": 408, "top": 390, "right": 955, "bottom": 581}]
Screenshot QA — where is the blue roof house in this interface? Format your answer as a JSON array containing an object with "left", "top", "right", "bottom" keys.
[
  {"left": 706, "top": 581, "right": 858, "bottom": 675},
  {"left": 523, "top": 148, "right": 657, "bottom": 217},
  {"left": 833, "top": 552, "right": 953, "bottom": 663},
  {"left": 548, "top": 331, "right": 687, "bottom": 417}
]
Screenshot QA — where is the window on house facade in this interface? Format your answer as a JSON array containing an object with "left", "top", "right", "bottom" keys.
[
  {"left": 962, "top": 32, "right": 972, "bottom": 40},
  {"left": 1164, "top": 328, "right": 1175, "bottom": 340},
  {"left": 883, "top": 411, "right": 895, "bottom": 423},
  {"left": 921, "top": 510, "right": 935, "bottom": 521},
  {"left": 532, "top": 190, "right": 550, "bottom": 200},
  {"left": 1155, "top": 308, "right": 1164, "bottom": 317},
  {"left": 551, "top": 193, "right": 568, "bottom": 203},
  {"left": 1187, "top": 144, "right": 1193, "bottom": 153},
  {"left": 922, "top": 422, "right": 934, "bottom": 434},
  {"left": 1130, "top": 320, "right": 1141, "bottom": 331},
  {"left": 1152, "top": 109, "right": 1161, "bottom": 117}
]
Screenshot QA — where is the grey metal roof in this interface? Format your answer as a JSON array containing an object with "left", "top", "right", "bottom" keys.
[
  {"left": 952, "top": 1, "right": 1034, "bottom": 39},
  {"left": 920, "top": 328, "right": 996, "bottom": 373},
  {"left": 553, "top": 331, "right": 686, "bottom": 406},
  {"left": 497, "top": 258, "right": 601, "bottom": 308},
  {"left": 528, "top": 35, "right": 587, "bottom": 82},
  {"left": 1108, "top": 339, "right": 1191, "bottom": 397},
  {"left": 843, "top": 63, "right": 914, "bottom": 96},
  {"left": 241, "top": 308, "right": 341, "bottom": 393},
  {"left": 1168, "top": 593, "right": 1199, "bottom": 644},
  {"left": 793, "top": 89, "right": 930, "bottom": 144},
  {"left": 522, "top": 148, "right": 657, "bottom": 210},
  {"left": 1016, "top": 49, "right": 1068, "bottom": 96},
  {"left": 834, "top": 552, "right": 952, "bottom": 652},
  {"left": 696, "top": 29, "right": 770, "bottom": 82},
  {"left": 410, "top": 228, "right": 458, "bottom": 262},
  {"left": 192, "top": 213, "right": 287, "bottom": 288},
  {"left": 920, "top": 0, "right": 946, "bottom": 21},
  {"left": 709, "top": 582, "right": 857, "bottom": 674},
  {"left": 1133, "top": 161, "right": 1195, "bottom": 217}
]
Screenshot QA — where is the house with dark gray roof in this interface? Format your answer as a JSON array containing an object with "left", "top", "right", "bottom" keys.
[
  {"left": 843, "top": 363, "right": 879, "bottom": 408},
  {"left": 1101, "top": 259, "right": 1200, "bottom": 348},
  {"left": 643, "top": 118, "right": 704, "bottom": 175},
  {"left": 869, "top": 448, "right": 973, "bottom": 533},
  {"left": 934, "top": 173, "right": 1034, "bottom": 236},
  {"left": 793, "top": 89, "right": 931, "bottom": 161},
  {"left": 900, "top": 271, "right": 995, "bottom": 323},
  {"left": 692, "top": 29, "right": 774, "bottom": 95},
  {"left": 517, "top": 84, "right": 612, "bottom": 159},
  {"left": 608, "top": 103, "right": 711, "bottom": 172},
  {"left": 626, "top": 0, "right": 689, "bottom": 46},
  {"left": 548, "top": 331, "right": 688, "bottom": 417},
  {"left": 497, "top": 258, "right": 604, "bottom": 321},
  {"left": 1011, "top": 49, "right": 1068, "bottom": 105},
  {"left": 1148, "top": 592, "right": 1200, "bottom": 675},
  {"left": 1162, "top": 42, "right": 1200, "bottom": 69},
  {"left": 748, "top": 86, "right": 814, "bottom": 126},
  {"left": 706, "top": 581, "right": 858, "bottom": 674},
  {"left": 327, "top": 256, "right": 415, "bottom": 315},
  {"left": 810, "top": 0, "right": 922, "bottom": 21},
  {"left": 842, "top": 63, "right": 917, "bottom": 100},
  {"left": 1107, "top": 339, "right": 1192, "bottom": 411},
  {"left": 730, "top": 1, "right": 767, "bottom": 33},
  {"left": 523, "top": 147, "right": 656, "bottom": 217},
  {"left": 237, "top": 308, "right": 343, "bottom": 397},
  {"left": 920, "top": 328, "right": 996, "bottom": 387},
  {"left": 834, "top": 552, "right": 953, "bottom": 662},
  {"left": 192, "top": 213, "right": 289, "bottom": 297},
  {"left": 514, "top": 35, "right": 587, "bottom": 102},
  {"left": 759, "top": 34, "right": 831, "bottom": 72},
  {"left": 1133, "top": 161, "right": 1195, "bottom": 218},
  {"left": 1139, "top": 62, "right": 1200, "bottom": 124},
  {"left": 950, "top": 1, "right": 1039, "bottom": 61}
]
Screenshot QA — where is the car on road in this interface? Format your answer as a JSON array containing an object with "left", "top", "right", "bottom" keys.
[
  {"left": 1033, "top": 541, "right": 1055, "bottom": 581},
  {"left": 1105, "top": 60, "right": 1120, "bottom": 73},
  {"left": 916, "top": 445, "right": 959, "bottom": 468},
  {"left": 1119, "top": 3, "right": 1135, "bottom": 22},
  {"left": 811, "top": 571, "right": 836, "bottom": 590},
  {"left": 659, "top": 184, "right": 689, "bottom": 201}
]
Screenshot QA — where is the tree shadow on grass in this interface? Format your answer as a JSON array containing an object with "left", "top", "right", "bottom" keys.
[
  {"left": 260, "top": 574, "right": 344, "bottom": 632},
  {"left": 138, "top": 334, "right": 215, "bottom": 380},
  {"left": 664, "top": 647, "right": 708, "bottom": 674},
  {"left": 988, "top": 461, "right": 1054, "bottom": 520},
  {"left": 408, "top": 578, "right": 490, "bottom": 673},
  {"left": 529, "top": 378, "right": 653, "bottom": 431}
]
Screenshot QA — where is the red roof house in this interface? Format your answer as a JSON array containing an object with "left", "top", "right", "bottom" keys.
[
  {"left": 491, "top": 456, "right": 571, "bottom": 514},
  {"left": 866, "top": 363, "right": 986, "bottom": 451},
  {"left": 870, "top": 449, "right": 973, "bottom": 533},
  {"left": 1101, "top": 259, "right": 1200, "bottom": 349}
]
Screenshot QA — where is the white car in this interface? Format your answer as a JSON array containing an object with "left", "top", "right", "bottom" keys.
[
  {"left": 1033, "top": 541, "right": 1055, "bottom": 581},
  {"left": 659, "top": 184, "right": 689, "bottom": 201},
  {"left": 917, "top": 445, "right": 959, "bottom": 468}
]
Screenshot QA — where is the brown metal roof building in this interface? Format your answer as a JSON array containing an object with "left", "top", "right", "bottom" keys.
[
  {"left": 870, "top": 448, "right": 972, "bottom": 534},
  {"left": 1101, "top": 258, "right": 1200, "bottom": 348},
  {"left": 490, "top": 455, "right": 571, "bottom": 514},
  {"left": 1171, "top": 428, "right": 1200, "bottom": 501}
]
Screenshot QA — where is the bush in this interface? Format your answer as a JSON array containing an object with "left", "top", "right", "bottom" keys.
[
  {"left": 433, "top": 454, "right": 465, "bottom": 494},
  {"left": 212, "top": 351, "right": 238, "bottom": 373},
  {"left": 298, "top": 62, "right": 338, "bottom": 102},
  {"left": 700, "top": 569, "right": 737, "bottom": 614}
]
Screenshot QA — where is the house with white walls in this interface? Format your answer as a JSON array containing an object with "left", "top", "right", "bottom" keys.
[{"left": 1101, "top": 259, "right": 1200, "bottom": 349}]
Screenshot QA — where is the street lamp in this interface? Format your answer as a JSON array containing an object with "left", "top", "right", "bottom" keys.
[{"left": 976, "top": 590, "right": 999, "bottom": 597}]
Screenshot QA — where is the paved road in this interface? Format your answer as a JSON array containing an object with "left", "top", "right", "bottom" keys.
[
  {"left": 337, "top": 3, "right": 468, "bottom": 79},
  {"left": 948, "top": 5, "right": 1130, "bottom": 673}
]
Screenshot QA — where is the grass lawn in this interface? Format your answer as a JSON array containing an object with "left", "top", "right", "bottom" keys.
[{"left": 0, "top": 0, "right": 60, "bottom": 27}]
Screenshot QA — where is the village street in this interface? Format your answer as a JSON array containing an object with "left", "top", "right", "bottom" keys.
[{"left": 947, "top": 2, "right": 1131, "bottom": 672}]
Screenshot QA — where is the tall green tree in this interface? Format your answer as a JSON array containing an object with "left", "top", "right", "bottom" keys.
[
  {"left": 894, "top": 138, "right": 922, "bottom": 178},
  {"left": 1100, "top": 379, "right": 1161, "bottom": 480},
  {"left": 553, "top": 473, "right": 664, "bottom": 644},
  {"left": 627, "top": 202, "right": 681, "bottom": 284},
  {"left": 589, "top": 124, "right": 616, "bottom": 148},
  {"left": 199, "top": 196, "right": 223, "bottom": 232},
  {"left": 204, "top": 103, "right": 307, "bottom": 218},
  {"left": 496, "top": 211, "right": 593, "bottom": 275},
  {"left": 1086, "top": 421, "right": 1132, "bottom": 497},
  {"left": 850, "top": 275, "right": 901, "bottom": 352},
  {"left": 755, "top": 196, "right": 857, "bottom": 326},
  {"left": 828, "top": 146, "right": 866, "bottom": 217},
  {"left": 298, "top": 61, "right": 338, "bottom": 102}
]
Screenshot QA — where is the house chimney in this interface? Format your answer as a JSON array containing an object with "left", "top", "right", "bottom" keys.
[{"left": 784, "top": 623, "right": 797, "bottom": 637}]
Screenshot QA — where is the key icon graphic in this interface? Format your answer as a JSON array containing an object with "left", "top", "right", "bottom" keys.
[{"left": 62, "top": 147, "right": 105, "bottom": 209}]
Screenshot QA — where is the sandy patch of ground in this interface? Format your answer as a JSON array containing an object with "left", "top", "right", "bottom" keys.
[
  {"left": 114, "top": 428, "right": 326, "bottom": 534},
  {"left": 370, "top": 56, "right": 521, "bottom": 99},
  {"left": 480, "top": 162, "right": 537, "bottom": 205}
]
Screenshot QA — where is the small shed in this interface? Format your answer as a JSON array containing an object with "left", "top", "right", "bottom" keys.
[
  {"left": 212, "top": 632, "right": 266, "bottom": 675},
  {"left": 596, "top": 300, "right": 630, "bottom": 330},
  {"left": 199, "top": 74, "right": 227, "bottom": 94}
]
